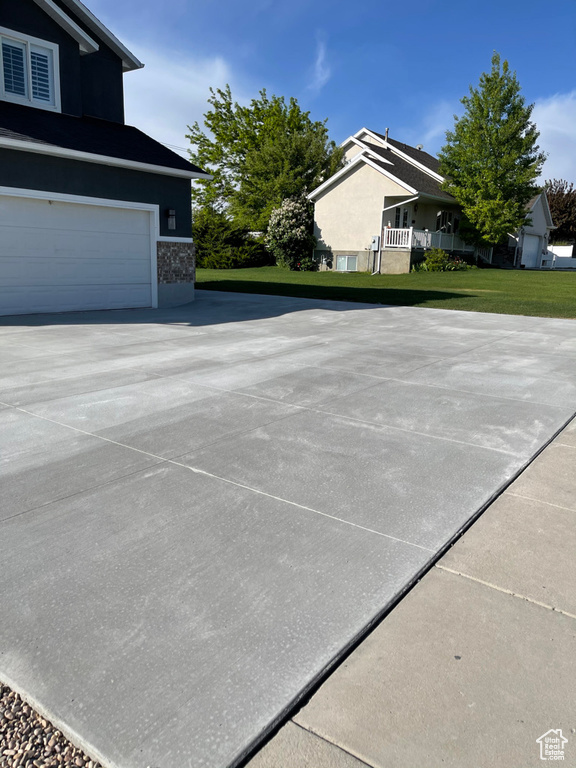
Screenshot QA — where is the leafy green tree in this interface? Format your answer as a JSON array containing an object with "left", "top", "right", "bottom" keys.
[
  {"left": 266, "top": 195, "right": 317, "bottom": 270},
  {"left": 545, "top": 179, "right": 576, "bottom": 243},
  {"left": 438, "top": 53, "right": 546, "bottom": 245},
  {"left": 187, "top": 86, "right": 343, "bottom": 230},
  {"left": 231, "top": 128, "right": 343, "bottom": 231}
]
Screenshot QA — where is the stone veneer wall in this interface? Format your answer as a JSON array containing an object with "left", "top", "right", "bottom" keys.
[{"left": 157, "top": 240, "right": 195, "bottom": 284}]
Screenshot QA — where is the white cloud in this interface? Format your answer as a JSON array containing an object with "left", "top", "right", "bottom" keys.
[
  {"left": 420, "top": 100, "right": 458, "bottom": 154},
  {"left": 122, "top": 44, "right": 239, "bottom": 156},
  {"left": 533, "top": 91, "right": 576, "bottom": 184},
  {"left": 399, "top": 100, "right": 460, "bottom": 156},
  {"left": 308, "top": 39, "right": 331, "bottom": 95}
]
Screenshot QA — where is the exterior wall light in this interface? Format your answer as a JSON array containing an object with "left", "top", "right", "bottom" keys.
[{"left": 167, "top": 209, "right": 176, "bottom": 230}]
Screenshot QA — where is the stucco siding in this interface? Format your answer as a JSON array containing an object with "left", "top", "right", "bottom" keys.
[{"left": 314, "top": 163, "right": 407, "bottom": 253}]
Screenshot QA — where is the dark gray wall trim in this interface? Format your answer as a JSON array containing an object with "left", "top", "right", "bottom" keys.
[{"left": 0, "top": 149, "right": 192, "bottom": 237}]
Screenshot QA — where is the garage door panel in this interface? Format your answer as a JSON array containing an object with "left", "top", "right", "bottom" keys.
[
  {"left": 0, "top": 284, "right": 152, "bottom": 315},
  {"left": 2, "top": 228, "right": 151, "bottom": 260},
  {"left": 521, "top": 235, "right": 540, "bottom": 268},
  {"left": 0, "top": 256, "right": 152, "bottom": 286},
  {"left": 0, "top": 198, "right": 151, "bottom": 235},
  {"left": 0, "top": 195, "right": 155, "bottom": 315}
]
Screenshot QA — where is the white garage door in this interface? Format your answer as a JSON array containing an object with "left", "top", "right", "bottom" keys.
[
  {"left": 521, "top": 234, "right": 541, "bottom": 269},
  {"left": 0, "top": 194, "right": 155, "bottom": 316}
]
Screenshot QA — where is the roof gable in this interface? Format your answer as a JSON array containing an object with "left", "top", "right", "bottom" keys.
[
  {"left": 309, "top": 142, "right": 454, "bottom": 203},
  {"left": 528, "top": 192, "right": 554, "bottom": 228},
  {"left": 31, "top": 0, "right": 99, "bottom": 54},
  {"left": 308, "top": 151, "right": 415, "bottom": 200},
  {"left": 311, "top": 126, "right": 457, "bottom": 202},
  {"left": 38, "top": 0, "right": 143, "bottom": 71}
]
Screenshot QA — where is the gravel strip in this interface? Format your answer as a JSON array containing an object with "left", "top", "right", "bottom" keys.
[{"left": 1, "top": 684, "right": 101, "bottom": 768}]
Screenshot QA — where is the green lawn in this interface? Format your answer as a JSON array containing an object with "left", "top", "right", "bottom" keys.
[{"left": 196, "top": 267, "right": 576, "bottom": 319}]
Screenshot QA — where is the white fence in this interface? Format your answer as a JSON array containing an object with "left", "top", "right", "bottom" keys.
[{"left": 548, "top": 244, "right": 576, "bottom": 269}]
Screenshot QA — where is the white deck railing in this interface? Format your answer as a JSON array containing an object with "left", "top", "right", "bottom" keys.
[{"left": 383, "top": 228, "right": 475, "bottom": 254}]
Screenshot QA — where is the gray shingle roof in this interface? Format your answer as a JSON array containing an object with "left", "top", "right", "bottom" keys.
[
  {"left": 0, "top": 102, "right": 206, "bottom": 175},
  {"left": 364, "top": 142, "right": 455, "bottom": 201},
  {"left": 368, "top": 130, "right": 441, "bottom": 173}
]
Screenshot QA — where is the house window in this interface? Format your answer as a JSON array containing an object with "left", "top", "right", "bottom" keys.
[
  {"left": 336, "top": 255, "right": 357, "bottom": 271},
  {"left": 0, "top": 28, "right": 60, "bottom": 111}
]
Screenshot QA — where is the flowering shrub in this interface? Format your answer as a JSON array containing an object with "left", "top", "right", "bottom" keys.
[
  {"left": 266, "top": 195, "right": 317, "bottom": 270},
  {"left": 413, "top": 248, "right": 473, "bottom": 272}
]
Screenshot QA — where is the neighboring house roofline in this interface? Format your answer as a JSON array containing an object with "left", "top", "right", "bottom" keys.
[
  {"left": 343, "top": 135, "right": 393, "bottom": 164},
  {"left": 307, "top": 151, "right": 416, "bottom": 201},
  {"left": 348, "top": 127, "right": 446, "bottom": 184},
  {"left": 307, "top": 152, "right": 366, "bottom": 199},
  {"left": 56, "top": 0, "right": 143, "bottom": 71},
  {"left": 31, "top": 0, "right": 99, "bottom": 54},
  {"left": 0, "top": 136, "right": 212, "bottom": 180},
  {"left": 351, "top": 127, "right": 386, "bottom": 147},
  {"left": 528, "top": 191, "right": 555, "bottom": 228}
]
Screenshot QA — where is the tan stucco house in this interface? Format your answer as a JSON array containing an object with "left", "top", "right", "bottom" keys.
[{"left": 308, "top": 128, "right": 554, "bottom": 273}]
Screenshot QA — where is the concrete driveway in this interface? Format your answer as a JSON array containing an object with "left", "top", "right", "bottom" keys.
[{"left": 1, "top": 291, "right": 575, "bottom": 768}]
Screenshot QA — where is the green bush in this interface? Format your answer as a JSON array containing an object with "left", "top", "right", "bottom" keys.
[
  {"left": 295, "top": 256, "right": 319, "bottom": 272},
  {"left": 413, "top": 248, "right": 473, "bottom": 272},
  {"left": 193, "top": 207, "right": 274, "bottom": 269}
]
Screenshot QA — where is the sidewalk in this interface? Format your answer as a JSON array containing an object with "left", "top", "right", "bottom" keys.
[{"left": 247, "top": 417, "right": 576, "bottom": 768}]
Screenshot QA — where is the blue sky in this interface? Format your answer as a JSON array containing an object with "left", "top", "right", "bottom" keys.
[{"left": 90, "top": 0, "right": 576, "bottom": 182}]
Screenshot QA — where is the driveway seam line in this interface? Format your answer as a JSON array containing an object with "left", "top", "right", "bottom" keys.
[
  {"left": 0, "top": 459, "right": 168, "bottom": 525},
  {"left": 290, "top": 720, "right": 376, "bottom": 768},
  {"left": 387, "top": 376, "right": 573, "bottom": 407},
  {"left": 435, "top": 564, "right": 576, "bottom": 620},
  {"left": 7, "top": 406, "right": 434, "bottom": 553},
  {"left": 154, "top": 355, "right": 576, "bottom": 409},
  {"left": 121, "top": 372, "right": 538, "bottom": 456},
  {"left": 504, "top": 490, "right": 576, "bottom": 514},
  {"left": 169, "top": 460, "right": 436, "bottom": 552}
]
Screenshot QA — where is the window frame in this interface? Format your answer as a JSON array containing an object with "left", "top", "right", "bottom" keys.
[
  {"left": 0, "top": 27, "right": 60, "bottom": 112},
  {"left": 335, "top": 255, "right": 358, "bottom": 272}
]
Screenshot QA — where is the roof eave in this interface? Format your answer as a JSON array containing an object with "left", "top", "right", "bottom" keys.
[
  {"left": 0, "top": 137, "right": 211, "bottom": 180},
  {"left": 416, "top": 192, "right": 458, "bottom": 204}
]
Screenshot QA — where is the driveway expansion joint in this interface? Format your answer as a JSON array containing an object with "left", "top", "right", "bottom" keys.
[{"left": 435, "top": 565, "right": 576, "bottom": 620}]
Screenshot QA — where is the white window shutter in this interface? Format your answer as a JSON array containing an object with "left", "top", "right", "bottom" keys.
[
  {"left": 2, "top": 39, "right": 27, "bottom": 97},
  {"left": 30, "top": 46, "right": 52, "bottom": 103}
]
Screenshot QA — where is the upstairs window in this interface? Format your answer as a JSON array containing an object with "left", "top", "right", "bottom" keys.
[{"left": 0, "top": 28, "right": 60, "bottom": 111}]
